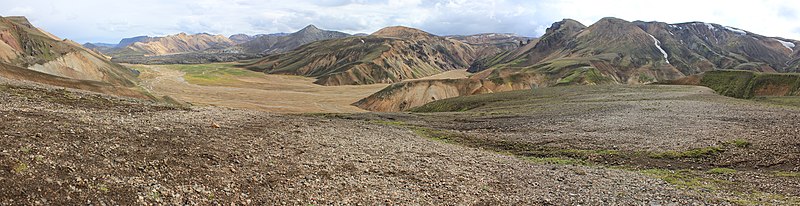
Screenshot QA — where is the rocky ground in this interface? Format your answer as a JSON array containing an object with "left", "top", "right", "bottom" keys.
[
  {"left": 345, "top": 85, "right": 800, "bottom": 204},
  {"left": 0, "top": 78, "right": 721, "bottom": 205}
]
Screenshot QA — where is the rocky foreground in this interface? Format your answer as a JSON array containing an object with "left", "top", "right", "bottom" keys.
[{"left": 0, "top": 79, "right": 713, "bottom": 205}]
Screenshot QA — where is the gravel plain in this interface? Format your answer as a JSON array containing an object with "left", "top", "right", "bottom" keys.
[{"left": 0, "top": 79, "right": 716, "bottom": 205}]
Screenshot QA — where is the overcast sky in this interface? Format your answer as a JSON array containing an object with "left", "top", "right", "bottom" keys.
[{"left": 2, "top": 0, "right": 799, "bottom": 44}]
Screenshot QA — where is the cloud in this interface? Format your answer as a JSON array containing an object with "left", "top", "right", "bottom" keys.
[{"left": 0, "top": 0, "right": 799, "bottom": 43}]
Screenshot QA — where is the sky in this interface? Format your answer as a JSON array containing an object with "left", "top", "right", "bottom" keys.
[{"left": 1, "top": 0, "right": 799, "bottom": 44}]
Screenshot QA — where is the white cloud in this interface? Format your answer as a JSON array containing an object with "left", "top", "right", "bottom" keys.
[{"left": 0, "top": 0, "right": 798, "bottom": 44}]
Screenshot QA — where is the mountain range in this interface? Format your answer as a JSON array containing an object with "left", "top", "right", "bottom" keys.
[
  {"left": 242, "top": 26, "right": 479, "bottom": 85},
  {"left": 355, "top": 17, "right": 800, "bottom": 111},
  {"left": 85, "top": 33, "right": 236, "bottom": 57},
  {"left": 4, "top": 15, "right": 800, "bottom": 112},
  {"left": 474, "top": 18, "right": 799, "bottom": 82},
  {"left": 231, "top": 25, "right": 351, "bottom": 54}
]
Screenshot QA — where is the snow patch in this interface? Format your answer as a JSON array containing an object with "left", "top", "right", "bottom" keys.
[
  {"left": 775, "top": 39, "right": 795, "bottom": 51},
  {"left": 704, "top": 23, "right": 715, "bottom": 30},
  {"left": 647, "top": 34, "right": 670, "bottom": 64},
  {"left": 724, "top": 26, "right": 746, "bottom": 35}
]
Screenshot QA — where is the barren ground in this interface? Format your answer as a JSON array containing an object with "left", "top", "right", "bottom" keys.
[
  {"left": 0, "top": 79, "right": 713, "bottom": 205},
  {"left": 2, "top": 66, "right": 800, "bottom": 204},
  {"left": 343, "top": 85, "right": 800, "bottom": 204}
]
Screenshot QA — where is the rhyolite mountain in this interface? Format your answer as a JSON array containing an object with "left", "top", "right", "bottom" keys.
[
  {"left": 228, "top": 34, "right": 256, "bottom": 44},
  {"left": 447, "top": 33, "right": 532, "bottom": 62},
  {"left": 231, "top": 25, "right": 350, "bottom": 54},
  {"left": 124, "top": 33, "right": 236, "bottom": 56},
  {"left": 86, "top": 33, "right": 236, "bottom": 57},
  {"left": 242, "top": 26, "right": 476, "bottom": 86},
  {"left": 0, "top": 16, "right": 148, "bottom": 98},
  {"left": 471, "top": 17, "right": 800, "bottom": 84},
  {"left": 355, "top": 17, "right": 800, "bottom": 112}
]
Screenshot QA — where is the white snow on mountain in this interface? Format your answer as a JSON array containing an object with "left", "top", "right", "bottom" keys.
[
  {"left": 724, "top": 26, "right": 746, "bottom": 35},
  {"left": 647, "top": 34, "right": 670, "bottom": 64},
  {"left": 774, "top": 39, "right": 796, "bottom": 51}
]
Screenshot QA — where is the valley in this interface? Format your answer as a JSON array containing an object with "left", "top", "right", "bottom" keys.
[
  {"left": 131, "top": 63, "right": 389, "bottom": 113},
  {"left": 2, "top": 4, "right": 800, "bottom": 204}
]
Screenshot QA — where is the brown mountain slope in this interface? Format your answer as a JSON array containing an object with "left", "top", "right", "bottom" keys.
[
  {"left": 126, "top": 33, "right": 236, "bottom": 56},
  {"left": 475, "top": 18, "right": 800, "bottom": 82},
  {"left": 0, "top": 63, "right": 149, "bottom": 99},
  {"left": 243, "top": 26, "right": 476, "bottom": 86},
  {"left": 355, "top": 17, "right": 800, "bottom": 111},
  {"left": 447, "top": 33, "right": 531, "bottom": 62},
  {"left": 0, "top": 16, "right": 146, "bottom": 97}
]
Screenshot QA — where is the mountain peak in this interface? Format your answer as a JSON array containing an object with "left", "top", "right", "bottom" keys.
[
  {"left": 4, "top": 16, "right": 34, "bottom": 28},
  {"left": 594, "top": 17, "right": 632, "bottom": 25},
  {"left": 547, "top": 19, "right": 587, "bottom": 33},
  {"left": 371, "top": 26, "right": 433, "bottom": 39},
  {"left": 298, "top": 24, "right": 322, "bottom": 33}
]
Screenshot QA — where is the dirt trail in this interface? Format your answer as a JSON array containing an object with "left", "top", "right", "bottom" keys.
[{"left": 138, "top": 65, "right": 389, "bottom": 113}]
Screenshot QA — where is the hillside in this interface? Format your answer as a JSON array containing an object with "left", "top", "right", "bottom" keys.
[
  {"left": 0, "top": 16, "right": 146, "bottom": 98},
  {"left": 473, "top": 17, "right": 799, "bottom": 83},
  {"left": 243, "top": 26, "right": 477, "bottom": 86},
  {"left": 87, "top": 33, "right": 236, "bottom": 58},
  {"left": 232, "top": 25, "right": 350, "bottom": 54},
  {"left": 126, "top": 33, "right": 236, "bottom": 56},
  {"left": 446, "top": 33, "right": 531, "bottom": 61},
  {"left": 357, "top": 17, "right": 800, "bottom": 112},
  {"left": 666, "top": 70, "right": 800, "bottom": 99},
  {"left": 228, "top": 34, "right": 255, "bottom": 44}
]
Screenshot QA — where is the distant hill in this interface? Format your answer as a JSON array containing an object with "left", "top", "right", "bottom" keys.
[
  {"left": 89, "top": 26, "right": 348, "bottom": 64},
  {"left": 229, "top": 34, "right": 255, "bottom": 44},
  {"left": 125, "top": 33, "right": 236, "bottom": 56},
  {"left": 0, "top": 16, "right": 149, "bottom": 98},
  {"left": 84, "top": 42, "right": 117, "bottom": 48},
  {"left": 86, "top": 33, "right": 236, "bottom": 57},
  {"left": 117, "top": 36, "right": 154, "bottom": 48},
  {"left": 232, "top": 25, "right": 351, "bottom": 54},
  {"left": 243, "top": 26, "right": 476, "bottom": 86},
  {"left": 447, "top": 33, "right": 531, "bottom": 59}
]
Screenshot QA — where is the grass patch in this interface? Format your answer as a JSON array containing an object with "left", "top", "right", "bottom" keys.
[
  {"left": 370, "top": 120, "right": 407, "bottom": 126},
  {"left": 149, "top": 190, "right": 162, "bottom": 201},
  {"left": 410, "top": 127, "right": 460, "bottom": 143},
  {"left": 707, "top": 168, "right": 737, "bottom": 175},
  {"left": 774, "top": 171, "right": 800, "bottom": 178},
  {"left": 524, "top": 157, "right": 587, "bottom": 165},
  {"left": 97, "top": 184, "right": 110, "bottom": 193},
  {"left": 641, "top": 169, "right": 720, "bottom": 190},
  {"left": 699, "top": 70, "right": 800, "bottom": 99},
  {"left": 19, "top": 146, "right": 31, "bottom": 153},
  {"left": 728, "top": 139, "right": 752, "bottom": 148},
  {"left": 165, "top": 63, "right": 265, "bottom": 86},
  {"left": 641, "top": 168, "right": 799, "bottom": 205},
  {"left": 728, "top": 192, "right": 800, "bottom": 205},
  {"left": 753, "top": 96, "right": 800, "bottom": 108},
  {"left": 649, "top": 146, "right": 722, "bottom": 159},
  {"left": 13, "top": 162, "right": 28, "bottom": 174}
]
